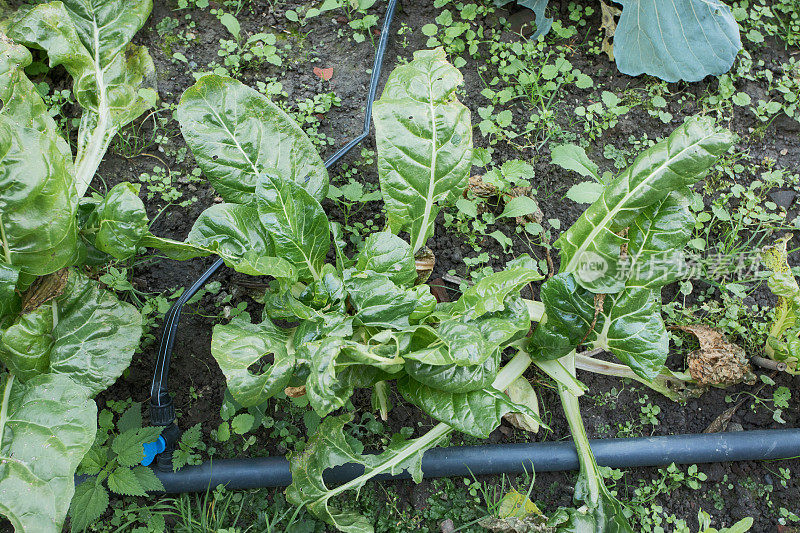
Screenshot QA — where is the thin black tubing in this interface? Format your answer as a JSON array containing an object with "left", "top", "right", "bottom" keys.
[
  {"left": 146, "top": 429, "right": 800, "bottom": 493},
  {"left": 150, "top": 0, "right": 398, "bottom": 414},
  {"left": 324, "top": 0, "right": 397, "bottom": 169}
]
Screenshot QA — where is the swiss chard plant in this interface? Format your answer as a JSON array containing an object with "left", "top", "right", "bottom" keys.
[
  {"left": 529, "top": 116, "right": 734, "bottom": 529},
  {"left": 170, "top": 41, "right": 734, "bottom": 531},
  {"left": 495, "top": 0, "right": 742, "bottom": 83},
  {"left": 0, "top": 2, "right": 179, "bottom": 530}
]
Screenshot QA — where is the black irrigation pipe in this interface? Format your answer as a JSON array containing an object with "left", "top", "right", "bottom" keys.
[
  {"left": 143, "top": 0, "right": 800, "bottom": 491},
  {"left": 151, "top": 430, "right": 800, "bottom": 492}
]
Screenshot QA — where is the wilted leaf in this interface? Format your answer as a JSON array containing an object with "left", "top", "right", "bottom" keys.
[{"left": 503, "top": 377, "right": 540, "bottom": 433}]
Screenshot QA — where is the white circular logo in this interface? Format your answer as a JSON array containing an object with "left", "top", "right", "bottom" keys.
[{"left": 576, "top": 251, "right": 608, "bottom": 283}]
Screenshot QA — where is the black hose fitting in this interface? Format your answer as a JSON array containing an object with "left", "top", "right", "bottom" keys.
[{"left": 149, "top": 396, "right": 176, "bottom": 427}]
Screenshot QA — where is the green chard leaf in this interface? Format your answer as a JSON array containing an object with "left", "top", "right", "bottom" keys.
[
  {"left": 405, "top": 350, "right": 500, "bottom": 393},
  {"left": 355, "top": 231, "right": 417, "bottom": 287},
  {"left": 211, "top": 315, "right": 295, "bottom": 407},
  {"left": 0, "top": 270, "right": 142, "bottom": 395},
  {"left": 444, "top": 266, "right": 542, "bottom": 318},
  {"left": 256, "top": 173, "right": 330, "bottom": 282},
  {"left": 186, "top": 202, "right": 276, "bottom": 271},
  {"left": 0, "top": 263, "right": 20, "bottom": 319},
  {"left": 8, "top": 0, "right": 156, "bottom": 197},
  {"left": 177, "top": 75, "right": 328, "bottom": 204},
  {"left": 373, "top": 47, "right": 472, "bottom": 253},
  {"left": 527, "top": 273, "right": 595, "bottom": 362},
  {"left": 397, "top": 376, "right": 545, "bottom": 438},
  {"left": 624, "top": 188, "right": 694, "bottom": 289},
  {"left": 556, "top": 117, "right": 733, "bottom": 293},
  {"left": 344, "top": 270, "right": 418, "bottom": 329},
  {"left": 528, "top": 274, "right": 668, "bottom": 380},
  {"left": 0, "top": 373, "right": 97, "bottom": 533},
  {"left": 83, "top": 182, "right": 149, "bottom": 260},
  {"left": 587, "top": 288, "right": 669, "bottom": 381},
  {"left": 0, "top": 37, "right": 78, "bottom": 276}
]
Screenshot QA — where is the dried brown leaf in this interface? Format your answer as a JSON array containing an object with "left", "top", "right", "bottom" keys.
[
  {"left": 677, "top": 325, "right": 756, "bottom": 387},
  {"left": 285, "top": 385, "right": 307, "bottom": 398}
]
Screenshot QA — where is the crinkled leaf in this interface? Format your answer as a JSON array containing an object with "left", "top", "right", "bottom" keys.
[
  {"left": 397, "top": 376, "right": 545, "bottom": 438},
  {"left": 293, "top": 312, "right": 353, "bottom": 346},
  {"left": 614, "top": 0, "right": 741, "bottom": 83},
  {"left": 0, "top": 271, "right": 141, "bottom": 393},
  {"left": 0, "top": 305, "right": 52, "bottom": 380},
  {"left": 527, "top": 273, "right": 595, "bottom": 362},
  {"left": 588, "top": 288, "right": 669, "bottom": 381},
  {"left": 436, "top": 318, "right": 490, "bottom": 365},
  {"left": 185, "top": 202, "right": 292, "bottom": 277},
  {"left": 256, "top": 174, "right": 330, "bottom": 282},
  {"left": 355, "top": 231, "right": 417, "bottom": 286},
  {"left": 556, "top": 117, "right": 733, "bottom": 292},
  {"left": 8, "top": 0, "right": 156, "bottom": 196},
  {"left": 0, "top": 36, "right": 71, "bottom": 160},
  {"left": 0, "top": 373, "right": 97, "bottom": 533},
  {"left": 528, "top": 274, "right": 668, "bottom": 379},
  {"left": 344, "top": 270, "right": 418, "bottom": 328},
  {"left": 211, "top": 315, "right": 295, "bottom": 407},
  {"left": 298, "top": 264, "right": 346, "bottom": 312},
  {"left": 177, "top": 74, "right": 328, "bottom": 204},
  {"left": 446, "top": 266, "right": 542, "bottom": 318},
  {"left": 405, "top": 351, "right": 499, "bottom": 393},
  {"left": 0, "top": 263, "right": 20, "bottom": 319},
  {"left": 373, "top": 48, "right": 472, "bottom": 253},
  {"left": 624, "top": 188, "right": 693, "bottom": 288},
  {"left": 403, "top": 298, "right": 529, "bottom": 368},
  {"left": 49, "top": 271, "right": 142, "bottom": 395},
  {"left": 301, "top": 338, "right": 355, "bottom": 417},
  {"left": 84, "top": 182, "right": 148, "bottom": 260},
  {"left": 0, "top": 38, "right": 77, "bottom": 276}
]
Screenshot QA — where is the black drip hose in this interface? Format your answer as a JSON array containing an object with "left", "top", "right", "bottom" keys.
[
  {"left": 149, "top": 429, "right": 800, "bottom": 493},
  {"left": 149, "top": 0, "right": 398, "bottom": 432}
]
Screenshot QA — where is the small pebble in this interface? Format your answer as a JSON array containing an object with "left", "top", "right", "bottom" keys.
[{"left": 440, "top": 519, "right": 455, "bottom": 533}]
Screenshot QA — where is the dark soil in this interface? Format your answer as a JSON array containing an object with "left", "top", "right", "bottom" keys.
[{"left": 15, "top": 0, "right": 800, "bottom": 531}]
